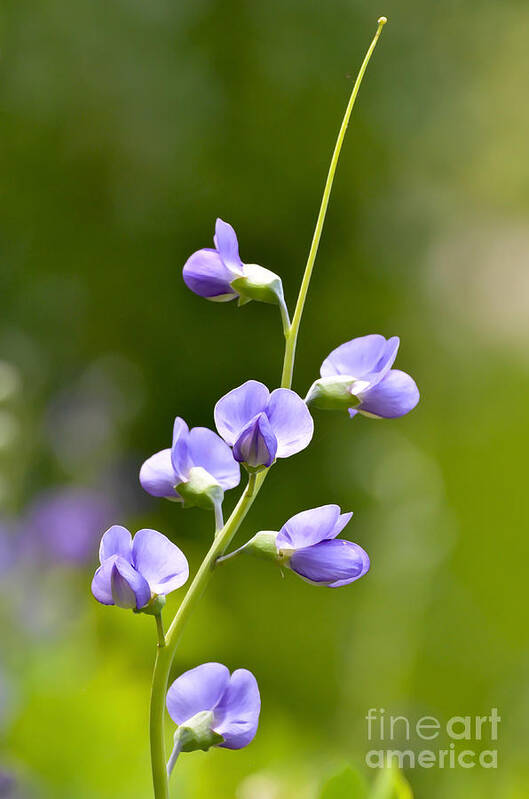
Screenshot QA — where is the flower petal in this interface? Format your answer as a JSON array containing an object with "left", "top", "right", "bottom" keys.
[
  {"left": 99, "top": 525, "right": 132, "bottom": 564},
  {"left": 171, "top": 417, "right": 192, "bottom": 484},
  {"left": 328, "top": 511, "right": 354, "bottom": 538},
  {"left": 132, "top": 529, "right": 189, "bottom": 595},
  {"left": 92, "top": 555, "right": 119, "bottom": 605},
  {"left": 232, "top": 413, "right": 277, "bottom": 468},
  {"left": 276, "top": 505, "right": 341, "bottom": 550},
  {"left": 183, "top": 248, "right": 238, "bottom": 300},
  {"left": 111, "top": 558, "right": 151, "bottom": 609},
  {"left": 186, "top": 427, "right": 240, "bottom": 489},
  {"left": 92, "top": 554, "right": 151, "bottom": 608},
  {"left": 214, "top": 218, "right": 244, "bottom": 275},
  {"left": 320, "top": 335, "right": 399, "bottom": 380},
  {"left": 375, "top": 336, "right": 400, "bottom": 382},
  {"left": 139, "top": 449, "right": 177, "bottom": 499},
  {"left": 358, "top": 369, "right": 420, "bottom": 419},
  {"left": 213, "top": 669, "right": 261, "bottom": 750},
  {"left": 289, "top": 539, "right": 370, "bottom": 586},
  {"left": 265, "top": 389, "right": 314, "bottom": 458},
  {"left": 166, "top": 662, "right": 230, "bottom": 725},
  {"left": 329, "top": 543, "right": 371, "bottom": 587},
  {"left": 214, "top": 380, "right": 270, "bottom": 446}
]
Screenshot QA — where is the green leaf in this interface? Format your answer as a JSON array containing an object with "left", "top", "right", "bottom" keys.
[{"left": 319, "top": 766, "right": 368, "bottom": 799}]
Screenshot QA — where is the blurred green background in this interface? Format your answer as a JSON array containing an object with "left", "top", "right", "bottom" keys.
[{"left": 1, "top": 1, "right": 527, "bottom": 797}]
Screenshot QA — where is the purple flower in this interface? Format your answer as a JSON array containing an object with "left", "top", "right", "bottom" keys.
[
  {"left": 183, "top": 219, "right": 244, "bottom": 302},
  {"left": 139, "top": 417, "right": 240, "bottom": 506},
  {"left": 246, "top": 505, "right": 370, "bottom": 587},
  {"left": 214, "top": 380, "right": 314, "bottom": 469},
  {"left": 183, "top": 219, "right": 284, "bottom": 306},
  {"left": 166, "top": 662, "right": 260, "bottom": 751},
  {"left": 306, "top": 334, "right": 419, "bottom": 419},
  {"left": 91, "top": 525, "right": 188, "bottom": 610}
]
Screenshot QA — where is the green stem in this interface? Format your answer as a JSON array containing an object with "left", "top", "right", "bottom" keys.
[
  {"left": 216, "top": 542, "right": 246, "bottom": 564},
  {"left": 150, "top": 632, "right": 170, "bottom": 798},
  {"left": 148, "top": 18, "right": 387, "bottom": 797},
  {"left": 279, "top": 297, "right": 291, "bottom": 339},
  {"left": 213, "top": 500, "right": 224, "bottom": 534},
  {"left": 281, "top": 17, "right": 387, "bottom": 389},
  {"left": 155, "top": 613, "right": 166, "bottom": 648},
  {"left": 165, "top": 473, "right": 260, "bottom": 649},
  {"left": 166, "top": 472, "right": 256, "bottom": 654}
]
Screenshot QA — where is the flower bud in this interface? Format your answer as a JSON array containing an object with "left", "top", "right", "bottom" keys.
[
  {"left": 230, "top": 264, "right": 285, "bottom": 306},
  {"left": 110, "top": 564, "right": 138, "bottom": 609},
  {"left": 232, "top": 413, "right": 278, "bottom": 469},
  {"left": 305, "top": 376, "right": 367, "bottom": 411},
  {"left": 176, "top": 466, "right": 224, "bottom": 510},
  {"left": 174, "top": 710, "right": 224, "bottom": 753}
]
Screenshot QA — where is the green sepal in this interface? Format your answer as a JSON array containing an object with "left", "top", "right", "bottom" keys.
[
  {"left": 176, "top": 466, "right": 224, "bottom": 511},
  {"left": 174, "top": 710, "right": 224, "bottom": 753},
  {"left": 242, "top": 531, "right": 279, "bottom": 562},
  {"left": 305, "top": 376, "right": 364, "bottom": 411},
  {"left": 243, "top": 462, "right": 270, "bottom": 476},
  {"left": 231, "top": 264, "right": 285, "bottom": 306},
  {"left": 237, "top": 294, "right": 252, "bottom": 307},
  {"left": 135, "top": 594, "right": 166, "bottom": 616}
]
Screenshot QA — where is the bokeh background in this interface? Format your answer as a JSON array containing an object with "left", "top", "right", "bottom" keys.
[{"left": 1, "top": 1, "right": 528, "bottom": 797}]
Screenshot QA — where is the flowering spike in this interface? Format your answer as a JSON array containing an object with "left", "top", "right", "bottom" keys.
[{"left": 142, "top": 20, "right": 393, "bottom": 796}]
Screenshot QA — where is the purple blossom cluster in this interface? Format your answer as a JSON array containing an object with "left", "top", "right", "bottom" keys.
[{"left": 91, "top": 218, "right": 419, "bottom": 768}]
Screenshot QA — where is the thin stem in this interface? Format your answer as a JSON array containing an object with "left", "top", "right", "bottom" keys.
[
  {"left": 166, "top": 472, "right": 264, "bottom": 647},
  {"left": 155, "top": 613, "right": 166, "bottom": 648},
  {"left": 245, "top": 471, "right": 257, "bottom": 498},
  {"left": 167, "top": 738, "right": 182, "bottom": 778},
  {"left": 279, "top": 297, "right": 291, "bottom": 339},
  {"left": 216, "top": 542, "right": 246, "bottom": 564},
  {"left": 213, "top": 500, "right": 224, "bottom": 534},
  {"left": 150, "top": 648, "right": 170, "bottom": 799},
  {"left": 281, "top": 17, "right": 387, "bottom": 389}
]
